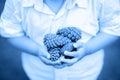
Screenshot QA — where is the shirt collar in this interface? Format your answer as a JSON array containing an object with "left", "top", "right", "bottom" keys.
[
  {"left": 21, "top": 0, "right": 43, "bottom": 7},
  {"left": 75, "top": 0, "right": 88, "bottom": 8},
  {"left": 21, "top": 0, "right": 88, "bottom": 9},
  {"left": 67, "top": 0, "right": 88, "bottom": 9}
]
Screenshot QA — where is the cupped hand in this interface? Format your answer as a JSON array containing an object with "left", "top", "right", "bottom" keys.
[
  {"left": 37, "top": 45, "right": 62, "bottom": 67},
  {"left": 40, "top": 55, "right": 66, "bottom": 69},
  {"left": 60, "top": 42, "right": 87, "bottom": 67}
]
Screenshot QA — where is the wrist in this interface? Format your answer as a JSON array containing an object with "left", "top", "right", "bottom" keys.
[{"left": 82, "top": 43, "right": 94, "bottom": 55}]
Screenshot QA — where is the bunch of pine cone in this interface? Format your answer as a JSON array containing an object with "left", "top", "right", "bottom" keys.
[{"left": 43, "top": 27, "right": 81, "bottom": 61}]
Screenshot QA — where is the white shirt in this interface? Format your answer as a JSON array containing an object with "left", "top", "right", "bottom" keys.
[{"left": 0, "top": 0, "right": 120, "bottom": 80}]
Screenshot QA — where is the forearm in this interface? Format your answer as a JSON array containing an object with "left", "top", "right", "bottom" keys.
[
  {"left": 7, "top": 36, "right": 40, "bottom": 56},
  {"left": 84, "top": 32, "right": 119, "bottom": 55}
]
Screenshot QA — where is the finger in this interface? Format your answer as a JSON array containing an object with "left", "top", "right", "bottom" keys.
[
  {"left": 40, "top": 56, "right": 61, "bottom": 65},
  {"left": 73, "top": 41, "right": 84, "bottom": 48},
  {"left": 60, "top": 57, "right": 78, "bottom": 65},
  {"left": 38, "top": 49, "right": 51, "bottom": 59},
  {"left": 64, "top": 51, "right": 78, "bottom": 57},
  {"left": 53, "top": 64, "right": 66, "bottom": 69},
  {"left": 43, "top": 52, "right": 51, "bottom": 58},
  {"left": 38, "top": 44, "right": 51, "bottom": 58}
]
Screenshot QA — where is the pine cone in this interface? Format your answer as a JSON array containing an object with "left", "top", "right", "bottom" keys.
[
  {"left": 57, "top": 27, "right": 81, "bottom": 42},
  {"left": 43, "top": 27, "right": 82, "bottom": 61},
  {"left": 49, "top": 48, "right": 61, "bottom": 61},
  {"left": 44, "top": 33, "right": 71, "bottom": 50}
]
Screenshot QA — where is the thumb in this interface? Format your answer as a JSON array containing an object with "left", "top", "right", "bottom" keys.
[
  {"left": 43, "top": 52, "right": 51, "bottom": 59},
  {"left": 38, "top": 49, "right": 51, "bottom": 59},
  {"left": 73, "top": 41, "right": 84, "bottom": 48},
  {"left": 64, "top": 51, "right": 77, "bottom": 57}
]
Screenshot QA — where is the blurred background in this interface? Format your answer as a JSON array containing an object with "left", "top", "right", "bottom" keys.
[{"left": 0, "top": 0, "right": 120, "bottom": 80}]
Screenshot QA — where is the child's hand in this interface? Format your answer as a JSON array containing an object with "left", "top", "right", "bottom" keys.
[
  {"left": 60, "top": 42, "right": 87, "bottom": 67},
  {"left": 39, "top": 52, "right": 66, "bottom": 69},
  {"left": 40, "top": 56, "right": 62, "bottom": 66},
  {"left": 37, "top": 45, "right": 62, "bottom": 66}
]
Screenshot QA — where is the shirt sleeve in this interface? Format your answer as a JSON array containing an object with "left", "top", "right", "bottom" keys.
[
  {"left": 99, "top": 0, "right": 120, "bottom": 36},
  {"left": 0, "top": 0, "right": 24, "bottom": 37}
]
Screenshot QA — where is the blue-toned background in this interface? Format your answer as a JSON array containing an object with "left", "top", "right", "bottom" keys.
[{"left": 0, "top": 0, "right": 120, "bottom": 80}]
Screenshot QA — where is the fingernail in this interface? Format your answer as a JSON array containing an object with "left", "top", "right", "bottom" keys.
[
  {"left": 73, "top": 43, "right": 77, "bottom": 48},
  {"left": 61, "top": 58, "right": 64, "bottom": 62},
  {"left": 60, "top": 57, "right": 64, "bottom": 61},
  {"left": 64, "top": 51, "right": 68, "bottom": 54}
]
